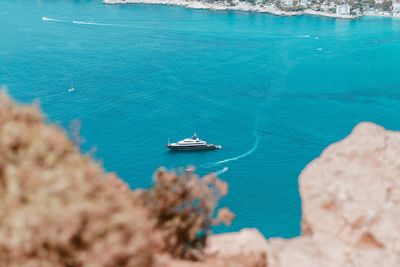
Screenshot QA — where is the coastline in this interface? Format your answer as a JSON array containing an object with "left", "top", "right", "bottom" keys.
[{"left": 104, "top": 0, "right": 361, "bottom": 19}]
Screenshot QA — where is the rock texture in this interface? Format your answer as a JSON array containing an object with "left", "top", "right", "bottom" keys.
[
  {"left": 206, "top": 122, "right": 400, "bottom": 267},
  {"left": 292, "top": 122, "right": 400, "bottom": 267},
  {"left": 153, "top": 228, "right": 267, "bottom": 267}
]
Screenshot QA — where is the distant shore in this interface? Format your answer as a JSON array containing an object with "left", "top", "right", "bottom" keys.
[{"left": 104, "top": 0, "right": 361, "bottom": 19}]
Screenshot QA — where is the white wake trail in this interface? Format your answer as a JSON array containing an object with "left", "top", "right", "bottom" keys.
[
  {"left": 201, "top": 132, "right": 260, "bottom": 168},
  {"left": 215, "top": 167, "right": 229, "bottom": 176},
  {"left": 42, "top": 16, "right": 64, "bottom": 22},
  {"left": 42, "top": 16, "right": 124, "bottom": 27},
  {"left": 72, "top": 20, "right": 122, "bottom": 27},
  {"left": 298, "top": 34, "right": 311, "bottom": 38}
]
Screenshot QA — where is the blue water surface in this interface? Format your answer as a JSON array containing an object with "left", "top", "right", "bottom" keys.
[{"left": 1, "top": 0, "right": 400, "bottom": 238}]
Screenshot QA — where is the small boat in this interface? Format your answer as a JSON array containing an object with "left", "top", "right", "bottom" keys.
[
  {"left": 68, "top": 81, "right": 75, "bottom": 92},
  {"left": 166, "top": 133, "right": 222, "bottom": 151}
]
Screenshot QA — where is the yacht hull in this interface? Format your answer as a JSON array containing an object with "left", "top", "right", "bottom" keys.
[{"left": 166, "top": 144, "right": 221, "bottom": 151}]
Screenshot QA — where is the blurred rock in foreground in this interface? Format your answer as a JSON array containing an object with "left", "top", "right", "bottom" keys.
[{"left": 204, "top": 122, "right": 400, "bottom": 267}]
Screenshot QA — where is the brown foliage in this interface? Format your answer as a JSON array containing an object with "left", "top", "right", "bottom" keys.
[
  {"left": 0, "top": 91, "right": 234, "bottom": 266},
  {"left": 0, "top": 91, "right": 153, "bottom": 267},
  {"left": 139, "top": 168, "right": 234, "bottom": 260}
]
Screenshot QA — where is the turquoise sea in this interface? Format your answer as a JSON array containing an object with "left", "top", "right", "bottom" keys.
[{"left": 1, "top": 0, "right": 400, "bottom": 238}]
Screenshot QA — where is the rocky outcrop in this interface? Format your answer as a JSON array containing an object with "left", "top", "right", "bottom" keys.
[
  {"left": 206, "top": 122, "right": 400, "bottom": 267},
  {"left": 290, "top": 122, "right": 400, "bottom": 267},
  {"left": 153, "top": 228, "right": 267, "bottom": 267}
]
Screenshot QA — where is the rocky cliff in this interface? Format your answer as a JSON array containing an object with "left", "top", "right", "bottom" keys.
[{"left": 205, "top": 122, "right": 400, "bottom": 267}]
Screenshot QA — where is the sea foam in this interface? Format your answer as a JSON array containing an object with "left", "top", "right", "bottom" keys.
[
  {"left": 72, "top": 20, "right": 121, "bottom": 27},
  {"left": 201, "top": 131, "right": 260, "bottom": 168},
  {"left": 42, "top": 17, "right": 122, "bottom": 27},
  {"left": 42, "top": 16, "right": 64, "bottom": 22},
  {"left": 215, "top": 166, "right": 229, "bottom": 176}
]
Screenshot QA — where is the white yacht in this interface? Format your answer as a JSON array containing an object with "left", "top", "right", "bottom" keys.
[{"left": 166, "top": 133, "right": 221, "bottom": 151}]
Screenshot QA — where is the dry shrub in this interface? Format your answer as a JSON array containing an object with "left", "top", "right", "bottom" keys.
[
  {"left": 0, "top": 91, "right": 234, "bottom": 266},
  {"left": 0, "top": 91, "right": 153, "bottom": 267},
  {"left": 139, "top": 167, "right": 234, "bottom": 260}
]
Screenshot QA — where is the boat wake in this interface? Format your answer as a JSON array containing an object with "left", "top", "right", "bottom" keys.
[
  {"left": 297, "top": 35, "right": 320, "bottom": 40},
  {"left": 215, "top": 167, "right": 229, "bottom": 176},
  {"left": 41, "top": 16, "right": 64, "bottom": 22},
  {"left": 72, "top": 20, "right": 121, "bottom": 27},
  {"left": 201, "top": 131, "right": 260, "bottom": 168},
  {"left": 41, "top": 16, "right": 123, "bottom": 27}
]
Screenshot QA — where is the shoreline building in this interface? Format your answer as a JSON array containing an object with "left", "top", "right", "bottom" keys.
[
  {"left": 321, "top": 1, "right": 329, "bottom": 12},
  {"left": 281, "top": 0, "right": 294, "bottom": 7},
  {"left": 393, "top": 1, "right": 400, "bottom": 13},
  {"left": 336, "top": 1, "right": 351, "bottom": 15},
  {"left": 300, "top": 0, "right": 308, "bottom": 7}
]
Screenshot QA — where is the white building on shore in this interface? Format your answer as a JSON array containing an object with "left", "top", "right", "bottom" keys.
[
  {"left": 321, "top": 1, "right": 330, "bottom": 12},
  {"left": 281, "top": 0, "right": 294, "bottom": 7},
  {"left": 393, "top": 1, "right": 400, "bottom": 13},
  {"left": 336, "top": 2, "right": 351, "bottom": 15}
]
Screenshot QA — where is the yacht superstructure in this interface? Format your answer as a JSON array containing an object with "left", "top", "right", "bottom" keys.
[{"left": 166, "top": 134, "right": 221, "bottom": 151}]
